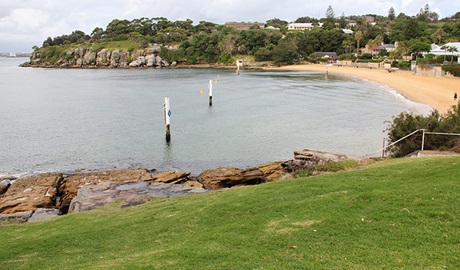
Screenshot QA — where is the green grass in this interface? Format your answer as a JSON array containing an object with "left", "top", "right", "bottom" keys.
[{"left": 0, "top": 157, "right": 459, "bottom": 269}]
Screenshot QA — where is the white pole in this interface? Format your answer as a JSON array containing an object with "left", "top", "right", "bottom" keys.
[
  {"left": 421, "top": 129, "right": 426, "bottom": 151},
  {"left": 208, "top": 79, "right": 213, "bottom": 106},
  {"left": 164, "top": 97, "right": 171, "bottom": 142}
]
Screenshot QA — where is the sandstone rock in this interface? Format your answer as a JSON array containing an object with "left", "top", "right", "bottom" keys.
[
  {"left": 152, "top": 171, "right": 190, "bottom": 184},
  {"left": 0, "top": 210, "right": 33, "bottom": 225},
  {"left": 0, "top": 173, "right": 62, "bottom": 214},
  {"left": 69, "top": 181, "right": 206, "bottom": 213},
  {"left": 28, "top": 208, "right": 60, "bottom": 222},
  {"left": 256, "top": 161, "right": 287, "bottom": 182},
  {"left": 198, "top": 167, "right": 266, "bottom": 190},
  {"left": 83, "top": 51, "right": 96, "bottom": 65},
  {"left": 58, "top": 169, "right": 154, "bottom": 214},
  {"left": 111, "top": 50, "right": 120, "bottom": 67},
  {"left": 0, "top": 180, "right": 11, "bottom": 195},
  {"left": 146, "top": 54, "right": 155, "bottom": 67},
  {"left": 282, "top": 149, "right": 366, "bottom": 172}
]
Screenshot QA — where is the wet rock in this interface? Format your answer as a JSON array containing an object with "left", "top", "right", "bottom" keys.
[
  {"left": 58, "top": 169, "right": 154, "bottom": 214},
  {"left": 69, "top": 181, "right": 207, "bottom": 213},
  {"left": 198, "top": 167, "right": 266, "bottom": 190},
  {"left": 0, "top": 210, "right": 33, "bottom": 225},
  {"left": 0, "top": 173, "right": 62, "bottom": 214},
  {"left": 28, "top": 208, "right": 60, "bottom": 222},
  {"left": 0, "top": 180, "right": 11, "bottom": 195}
]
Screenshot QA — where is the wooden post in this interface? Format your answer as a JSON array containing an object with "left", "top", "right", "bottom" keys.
[
  {"left": 164, "top": 97, "right": 171, "bottom": 142},
  {"left": 208, "top": 79, "right": 213, "bottom": 106}
]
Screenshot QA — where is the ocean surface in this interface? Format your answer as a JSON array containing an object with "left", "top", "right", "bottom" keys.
[{"left": 0, "top": 57, "right": 431, "bottom": 176}]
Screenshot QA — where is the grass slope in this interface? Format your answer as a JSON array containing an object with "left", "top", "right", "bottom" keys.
[{"left": 0, "top": 157, "right": 459, "bottom": 269}]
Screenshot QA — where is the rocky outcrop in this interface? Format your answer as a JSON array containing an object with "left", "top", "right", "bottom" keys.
[
  {"left": 198, "top": 167, "right": 266, "bottom": 190},
  {"left": 0, "top": 211, "right": 34, "bottom": 225},
  {"left": 58, "top": 169, "right": 154, "bottom": 214},
  {"left": 256, "top": 161, "right": 289, "bottom": 182},
  {"left": 282, "top": 149, "right": 366, "bottom": 172},
  {"left": 28, "top": 208, "right": 60, "bottom": 222},
  {"left": 0, "top": 173, "right": 62, "bottom": 214},
  {"left": 68, "top": 181, "right": 207, "bottom": 213},
  {"left": 0, "top": 179, "right": 12, "bottom": 195},
  {"left": 23, "top": 44, "right": 175, "bottom": 69}
]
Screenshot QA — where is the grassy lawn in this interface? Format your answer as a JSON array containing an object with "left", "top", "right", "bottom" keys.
[{"left": 0, "top": 157, "right": 459, "bottom": 269}]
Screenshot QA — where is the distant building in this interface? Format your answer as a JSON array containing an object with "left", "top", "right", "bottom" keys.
[
  {"left": 287, "top": 22, "right": 323, "bottom": 31},
  {"left": 342, "top": 29, "right": 354, "bottom": 35},
  {"left": 378, "top": 43, "right": 397, "bottom": 52},
  {"left": 225, "top": 22, "right": 265, "bottom": 30},
  {"left": 429, "top": 42, "right": 460, "bottom": 56}
]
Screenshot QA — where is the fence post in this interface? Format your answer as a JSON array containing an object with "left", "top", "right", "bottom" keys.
[{"left": 421, "top": 129, "right": 426, "bottom": 151}]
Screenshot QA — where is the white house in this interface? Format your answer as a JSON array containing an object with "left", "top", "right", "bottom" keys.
[
  {"left": 429, "top": 42, "right": 460, "bottom": 56},
  {"left": 287, "top": 22, "right": 323, "bottom": 31}
]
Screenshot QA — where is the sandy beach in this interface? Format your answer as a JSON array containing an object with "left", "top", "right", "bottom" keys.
[{"left": 270, "top": 64, "right": 459, "bottom": 114}]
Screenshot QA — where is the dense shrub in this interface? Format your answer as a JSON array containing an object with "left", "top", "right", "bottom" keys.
[
  {"left": 386, "top": 102, "right": 460, "bottom": 157},
  {"left": 442, "top": 64, "right": 460, "bottom": 77}
]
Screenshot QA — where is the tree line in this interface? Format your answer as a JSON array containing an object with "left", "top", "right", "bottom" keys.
[{"left": 37, "top": 5, "right": 460, "bottom": 65}]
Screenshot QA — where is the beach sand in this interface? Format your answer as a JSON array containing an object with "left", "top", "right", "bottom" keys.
[{"left": 269, "top": 64, "right": 459, "bottom": 114}]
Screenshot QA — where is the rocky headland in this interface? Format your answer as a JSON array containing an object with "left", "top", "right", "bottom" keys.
[
  {"left": 21, "top": 44, "right": 178, "bottom": 69},
  {"left": 0, "top": 149, "right": 367, "bottom": 224}
]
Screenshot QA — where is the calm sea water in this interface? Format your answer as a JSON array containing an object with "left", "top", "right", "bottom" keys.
[{"left": 0, "top": 57, "right": 430, "bottom": 176}]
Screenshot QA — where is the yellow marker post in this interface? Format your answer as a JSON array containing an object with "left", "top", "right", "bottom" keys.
[{"left": 200, "top": 89, "right": 203, "bottom": 94}]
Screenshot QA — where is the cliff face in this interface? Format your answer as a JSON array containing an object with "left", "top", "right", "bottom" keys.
[{"left": 22, "top": 44, "right": 177, "bottom": 68}]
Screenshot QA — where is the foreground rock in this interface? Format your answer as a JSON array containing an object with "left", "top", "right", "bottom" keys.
[
  {"left": 198, "top": 167, "right": 266, "bottom": 190},
  {"left": 28, "top": 208, "right": 60, "bottom": 222},
  {"left": 0, "top": 211, "right": 33, "bottom": 225},
  {"left": 282, "top": 149, "right": 367, "bottom": 172},
  {"left": 0, "top": 173, "right": 62, "bottom": 214},
  {"left": 0, "top": 179, "right": 11, "bottom": 195},
  {"left": 58, "top": 169, "right": 154, "bottom": 214},
  {"left": 69, "top": 181, "right": 207, "bottom": 213}
]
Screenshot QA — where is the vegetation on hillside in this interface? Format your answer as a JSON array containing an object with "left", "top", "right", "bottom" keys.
[
  {"left": 386, "top": 102, "right": 460, "bottom": 157},
  {"left": 33, "top": 5, "right": 460, "bottom": 66}
]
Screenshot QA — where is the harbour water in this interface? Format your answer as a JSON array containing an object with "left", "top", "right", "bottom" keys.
[{"left": 0, "top": 57, "right": 431, "bottom": 176}]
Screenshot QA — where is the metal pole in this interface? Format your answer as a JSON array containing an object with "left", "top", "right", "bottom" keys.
[
  {"left": 164, "top": 97, "right": 171, "bottom": 142},
  {"left": 382, "top": 138, "right": 386, "bottom": 158},
  {"left": 421, "top": 129, "right": 426, "bottom": 151}
]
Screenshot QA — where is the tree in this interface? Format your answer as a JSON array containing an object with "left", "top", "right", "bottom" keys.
[
  {"left": 388, "top": 7, "right": 396, "bottom": 20},
  {"left": 273, "top": 34, "right": 299, "bottom": 64},
  {"left": 326, "top": 5, "right": 335, "bottom": 19},
  {"left": 355, "top": 30, "right": 363, "bottom": 56},
  {"left": 91, "top": 27, "right": 105, "bottom": 42},
  {"left": 442, "top": 45, "right": 459, "bottom": 63},
  {"left": 431, "top": 28, "right": 445, "bottom": 44}
]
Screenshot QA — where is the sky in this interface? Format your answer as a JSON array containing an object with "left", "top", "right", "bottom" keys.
[{"left": 0, "top": 0, "right": 458, "bottom": 53}]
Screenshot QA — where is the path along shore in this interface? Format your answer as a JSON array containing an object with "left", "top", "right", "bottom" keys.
[{"left": 268, "top": 64, "right": 459, "bottom": 115}]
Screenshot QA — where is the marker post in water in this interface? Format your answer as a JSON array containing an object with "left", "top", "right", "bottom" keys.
[
  {"left": 164, "top": 97, "right": 171, "bottom": 142},
  {"left": 208, "top": 79, "right": 213, "bottom": 106}
]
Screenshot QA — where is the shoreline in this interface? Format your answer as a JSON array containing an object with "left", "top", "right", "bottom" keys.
[{"left": 267, "top": 64, "right": 459, "bottom": 115}]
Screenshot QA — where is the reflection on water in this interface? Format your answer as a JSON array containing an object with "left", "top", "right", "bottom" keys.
[{"left": 0, "top": 57, "right": 431, "bottom": 176}]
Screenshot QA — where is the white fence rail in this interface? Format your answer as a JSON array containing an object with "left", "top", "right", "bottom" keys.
[{"left": 367, "top": 129, "right": 460, "bottom": 157}]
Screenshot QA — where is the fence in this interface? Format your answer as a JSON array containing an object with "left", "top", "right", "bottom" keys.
[{"left": 367, "top": 129, "right": 460, "bottom": 157}]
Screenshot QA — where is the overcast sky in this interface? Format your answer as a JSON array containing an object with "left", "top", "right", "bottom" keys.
[{"left": 0, "top": 0, "right": 458, "bottom": 52}]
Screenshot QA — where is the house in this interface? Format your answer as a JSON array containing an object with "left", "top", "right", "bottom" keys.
[
  {"left": 428, "top": 42, "right": 460, "bottom": 56},
  {"left": 287, "top": 22, "right": 323, "bottom": 31},
  {"left": 342, "top": 29, "right": 354, "bottom": 35},
  {"left": 378, "top": 43, "right": 397, "bottom": 52},
  {"left": 224, "top": 22, "right": 265, "bottom": 30}
]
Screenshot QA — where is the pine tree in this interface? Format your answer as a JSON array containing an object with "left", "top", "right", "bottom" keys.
[{"left": 388, "top": 7, "right": 395, "bottom": 20}]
